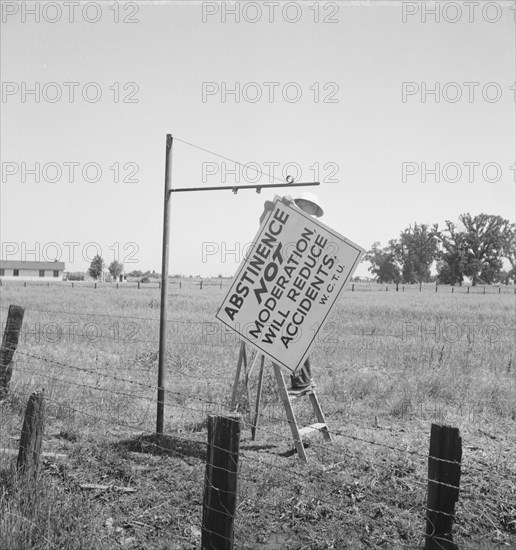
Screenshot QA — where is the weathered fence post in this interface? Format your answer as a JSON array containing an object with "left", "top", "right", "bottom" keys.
[
  {"left": 202, "top": 414, "right": 241, "bottom": 550},
  {"left": 435, "top": 285, "right": 438, "bottom": 293},
  {"left": 200, "top": 280, "right": 203, "bottom": 290},
  {"left": 94, "top": 282, "right": 97, "bottom": 289},
  {"left": 396, "top": 283, "right": 399, "bottom": 291},
  {"left": 385, "top": 286, "right": 388, "bottom": 291},
  {"left": 424, "top": 423, "right": 461, "bottom": 550},
  {"left": 498, "top": 286, "right": 501, "bottom": 294},
  {"left": 419, "top": 283, "right": 422, "bottom": 292},
  {"left": 179, "top": 281, "right": 182, "bottom": 289},
  {"left": 138, "top": 281, "right": 140, "bottom": 289},
  {"left": 352, "top": 283, "right": 354, "bottom": 292},
  {"left": 483, "top": 286, "right": 485, "bottom": 295},
  {"left": 0, "top": 305, "right": 25, "bottom": 399},
  {"left": 467, "top": 286, "right": 470, "bottom": 294},
  {"left": 72, "top": 282, "right": 74, "bottom": 288},
  {"left": 17, "top": 389, "right": 45, "bottom": 478}
]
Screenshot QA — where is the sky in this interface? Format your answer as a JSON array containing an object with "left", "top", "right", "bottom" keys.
[{"left": 1, "top": 0, "right": 515, "bottom": 278}]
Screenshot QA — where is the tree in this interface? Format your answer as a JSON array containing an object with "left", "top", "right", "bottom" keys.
[
  {"left": 364, "top": 241, "right": 401, "bottom": 283},
  {"left": 395, "top": 223, "right": 440, "bottom": 284},
  {"left": 503, "top": 224, "right": 516, "bottom": 284},
  {"left": 108, "top": 260, "right": 124, "bottom": 280},
  {"left": 459, "top": 213, "right": 513, "bottom": 285},
  {"left": 88, "top": 255, "right": 105, "bottom": 281},
  {"left": 437, "top": 220, "right": 468, "bottom": 285}
]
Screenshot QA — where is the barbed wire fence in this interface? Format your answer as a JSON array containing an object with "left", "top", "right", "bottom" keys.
[
  {"left": 1, "top": 277, "right": 516, "bottom": 295},
  {"left": 0, "top": 301, "right": 515, "bottom": 549},
  {"left": 2, "top": 361, "right": 514, "bottom": 549}
]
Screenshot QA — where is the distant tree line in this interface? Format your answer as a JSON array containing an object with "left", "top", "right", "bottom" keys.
[
  {"left": 365, "top": 213, "right": 515, "bottom": 286},
  {"left": 66, "top": 272, "right": 85, "bottom": 281},
  {"left": 84, "top": 260, "right": 227, "bottom": 282},
  {"left": 86, "top": 258, "right": 163, "bottom": 282},
  {"left": 87, "top": 256, "right": 125, "bottom": 281}
]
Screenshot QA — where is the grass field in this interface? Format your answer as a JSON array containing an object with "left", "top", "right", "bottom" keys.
[{"left": 0, "top": 281, "right": 515, "bottom": 549}]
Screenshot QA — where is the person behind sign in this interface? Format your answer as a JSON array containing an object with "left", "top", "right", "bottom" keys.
[{"left": 259, "top": 192, "right": 324, "bottom": 391}]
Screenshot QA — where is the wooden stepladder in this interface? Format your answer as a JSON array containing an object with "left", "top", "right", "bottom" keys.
[
  {"left": 271, "top": 362, "right": 332, "bottom": 462},
  {"left": 231, "top": 342, "right": 332, "bottom": 462}
]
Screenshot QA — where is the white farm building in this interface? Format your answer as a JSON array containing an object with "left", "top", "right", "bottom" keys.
[{"left": 0, "top": 260, "right": 65, "bottom": 281}]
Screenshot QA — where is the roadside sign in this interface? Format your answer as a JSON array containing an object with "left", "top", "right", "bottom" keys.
[{"left": 216, "top": 196, "right": 365, "bottom": 372}]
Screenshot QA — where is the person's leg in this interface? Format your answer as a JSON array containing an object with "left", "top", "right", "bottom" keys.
[
  {"left": 302, "top": 357, "right": 312, "bottom": 380},
  {"left": 290, "top": 358, "right": 312, "bottom": 389}
]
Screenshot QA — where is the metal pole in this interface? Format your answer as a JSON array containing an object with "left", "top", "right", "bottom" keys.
[{"left": 157, "top": 134, "right": 173, "bottom": 436}]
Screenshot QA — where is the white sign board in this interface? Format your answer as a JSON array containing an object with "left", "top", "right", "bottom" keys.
[{"left": 216, "top": 196, "right": 365, "bottom": 372}]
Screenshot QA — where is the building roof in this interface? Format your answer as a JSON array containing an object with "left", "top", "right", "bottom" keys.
[{"left": 0, "top": 260, "right": 65, "bottom": 270}]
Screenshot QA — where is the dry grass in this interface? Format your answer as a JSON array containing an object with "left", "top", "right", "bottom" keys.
[{"left": 0, "top": 281, "right": 514, "bottom": 549}]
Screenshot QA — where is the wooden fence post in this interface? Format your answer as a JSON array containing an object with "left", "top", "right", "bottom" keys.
[
  {"left": 483, "top": 286, "right": 485, "bottom": 295},
  {"left": 202, "top": 414, "right": 241, "bottom": 550},
  {"left": 424, "top": 423, "right": 461, "bottom": 550},
  {"left": 200, "top": 280, "right": 203, "bottom": 290},
  {"left": 435, "top": 285, "right": 438, "bottom": 292},
  {"left": 419, "top": 283, "right": 422, "bottom": 292},
  {"left": 17, "top": 389, "right": 45, "bottom": 478},
  {"left": 94, "top": 282, "right": 97, "bottom": 289},
  {"left": 0, "top": 305, "right": 25, "bottom": 399},
  {"left": 179, "top": 281, "right": 182, "bottom": 289},
  {"left": 352, "top": 283, "right": 354, "bottom": 292},
  {"left": 138, "top": 281, "right": 140, "bottom": 289}
]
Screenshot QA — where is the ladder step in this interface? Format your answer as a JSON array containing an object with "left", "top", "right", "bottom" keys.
[
  {"left": 298, "top": 423, "right": 327, "bottom": 437},
  {"left": 288, "top": 387, "right": 314, "bottom": 399}
]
